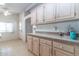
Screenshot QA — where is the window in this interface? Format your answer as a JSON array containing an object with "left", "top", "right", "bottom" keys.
[{"left": 0, "top": 22, "right": 13, "bottom": 33}]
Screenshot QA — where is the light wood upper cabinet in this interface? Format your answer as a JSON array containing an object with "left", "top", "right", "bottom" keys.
[
  {"left": 31, "top": 8, "right": 37, "bottom": 25},
  {"left": 37, "top": 4, "right": 44, "bottom": 24},
  {"left": 44, "top": 3, "right": 56, "bottom": 22},
  {"left": 75, "top": 3, "right": 79, "bottom": 17},
  {"left": 30, "top": 3, "right": 76, "bottom": 24},
  {"left": 56, "top": 3, "right": 75, "bottom": 20},
  {"left": 40, "top": 43, "right": 52, "bottom": 56},
  {"left": 27, "top": 36, "right": 33, "bottom": 52},
  {"left": 32, "top": 37, "right": 40, "bottom": 55}
]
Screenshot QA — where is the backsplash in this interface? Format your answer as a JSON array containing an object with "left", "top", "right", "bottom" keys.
[{"left": 34, "top": 20, "right": 79, "bottom": 33}]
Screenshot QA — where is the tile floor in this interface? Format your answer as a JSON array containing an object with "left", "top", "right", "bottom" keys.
[{"left": 0, "top": 39, "right": 34, "bottom": 56}]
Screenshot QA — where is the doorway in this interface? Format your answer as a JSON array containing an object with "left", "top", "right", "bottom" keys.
[{"left": 25, "top": 18, "right": 32, "bottom": 41}]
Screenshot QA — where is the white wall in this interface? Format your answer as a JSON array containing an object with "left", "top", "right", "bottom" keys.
[
  {"left": 0, "top": 14, "right": 19, "bottom": 41},
  {"left": 19, "top": 12, "right": 26, "bottom": 42},
  {"left": 19, "top": 12, "right": 32, "bottom": 42}
]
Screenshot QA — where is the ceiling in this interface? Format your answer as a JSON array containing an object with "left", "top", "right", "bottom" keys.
[{"left": 0, "top": 3, "right": 32, "bottom": 15}]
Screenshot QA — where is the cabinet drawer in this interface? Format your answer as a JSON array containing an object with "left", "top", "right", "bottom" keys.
[
  {"left": 62, "top": 43, "right": 74, "bottom": 53},
  {"left": 27, "top": 36, "right": 32, "bottom": 39},
  {"left": 75, "top": 45, "right": 79, "bottom": 56},
  {"left": 54, "top": 48, "right": 74, "bottom": 56},
  {"left": 40, "top": 39, "right": 52, "bottom": 45},
  {"left": 53, "top": 41, "right": 63, "bottom": 49}
]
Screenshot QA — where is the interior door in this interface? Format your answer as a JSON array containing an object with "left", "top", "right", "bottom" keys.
[{"left": 25, "top": 18, "right": 32, "bottom": 41}]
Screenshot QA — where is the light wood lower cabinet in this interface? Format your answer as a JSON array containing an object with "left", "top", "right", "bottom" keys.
[
  {"left": 27, "top": 36, "right": 33, "bottom": 52},
  {"left": 53, "top": 41, "right": 63, "bottom": 49},
  {"left": 32, "top": 37, "right": 40, "bottom": 55},
  {"left": 75, "top": 45, "right": 79, "bottom": 56},
  {"left": 27, "top": 35, "right": 77, "bottom": 56},
  {"left": 54, "top": 48, "right": 74, "bottom": 56},
  {"left": 62, "top": 43, "right": 74, "bottom": 53},
  {"left": 53, "top": 41, "right": 74, "bottom": 56},
  {"left": 40, "top": 43, "right": 52, "bottom": 56},
  {"left": 40, "top": 39, "right": 52, "bottom": 46}
]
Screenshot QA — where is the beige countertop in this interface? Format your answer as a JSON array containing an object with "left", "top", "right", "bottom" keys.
[{"left": 28, "top": 33, "right": 79, "bottom": 44}]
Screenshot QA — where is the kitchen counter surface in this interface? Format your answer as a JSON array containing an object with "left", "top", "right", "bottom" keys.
[{"left": 28, "top": 33, "right": 79, "bottom": 44}]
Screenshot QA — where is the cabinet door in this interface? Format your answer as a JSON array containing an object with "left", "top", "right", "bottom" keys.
[
  {"left": 75, "top": 45, "right": 79, "bottom": 56},
  {"left": 54, "top": 48, "right": 74, "bottom": 56},
  {"left": 31, "top": 8, "right": 37, "bottom": 25},
  {"left": 44, "top": 3, "right": 56, "bottom": 22},
  {"left": 56, "top": 3, "right": 74, "bottom": 20},
  {"left": 33, "top": 37, "right": 40, "bottom": 55},
  {"left": 75, "top": 3, "right": 79, "bottom": 17},
  {"left": 37, "top": 4, "right": 44, "bottom": 24},
  {"left": 27, "top": 36, "right": 33, "bottom": 52},
  {"left": 62, "top": 43, "right": 74, "bottom": 53},
  {"left": 40, "top": 43, "right": 52, "bottom": 56},
  {"left": 53, "top": 41, "right": 63, "bottom": 49}
]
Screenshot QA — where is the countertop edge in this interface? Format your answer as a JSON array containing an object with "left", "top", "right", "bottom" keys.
[{"left": 27, "top": 33, "right": 79, "bottom": 45}]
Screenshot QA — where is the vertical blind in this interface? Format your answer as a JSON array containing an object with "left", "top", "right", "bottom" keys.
[{"left": 0, "top": 22, "right": 13, "bottom": 32}]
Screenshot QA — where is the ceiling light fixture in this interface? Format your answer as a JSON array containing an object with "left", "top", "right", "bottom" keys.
[{"left": 4, "top": 10, "right": 11, "bottom": 16}]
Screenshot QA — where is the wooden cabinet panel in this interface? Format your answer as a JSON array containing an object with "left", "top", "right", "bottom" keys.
[
  {"left": 44, "top": 3, "right": 56, "bottom": 22},
  {"left": 31, "top": 8, "right": 37, "bottom": 25},
  {"left": 27, "top": 35, "right": 76, "bottom": 56},
  {"left": 33, "top": 37, "right": 40, "bottom": 55},
  {"left": 40, "top": 39, "right": 52, "bottom": 46},
  {"left": 62, "top": 43, "right": 74, "bottom": 53},
  {"left": 54, "top": 48, "right": 74, "bottom": 56},
  {"left": 27, "top": 36, "right": 33, "bottom": 52},
  {"left": 75, "top": 45, "right": 79, "bottom": 56},
  {"left": 75, "top": 3, "right": 79, "bottom": 17},
  {"left": 40, "top": 43, "right": 52, "bottom": 56},
  {"left": 53, "top": 41, "right": 63, "bottom": 49},
  {"left": 56, "top": 3, "right": 74, "bottom": 20},
  {"left": 37, "top": 4, "right": 44, "bottom": 24}
]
